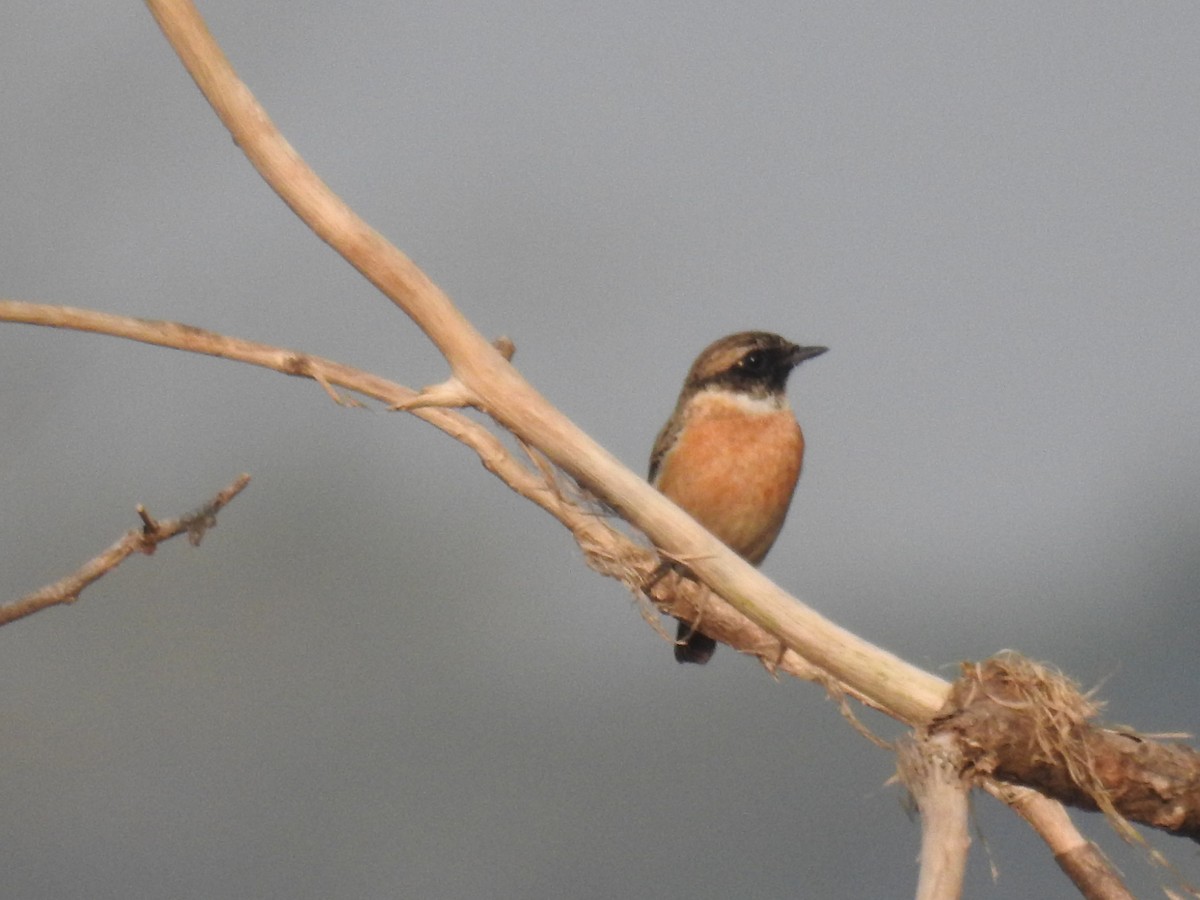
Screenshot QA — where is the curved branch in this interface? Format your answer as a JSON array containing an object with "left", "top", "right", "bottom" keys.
[
  {"left": 143, "top": 0, "right": 948, "bottom": 727},
  {"left": 134, "top": 5, "right": 1148, "bottom": 895},
  {"left": 0, "top": 300, "right": 830, "bottom": 688},
  {"left": 0, "top": 4, "right": 1119, "bottom": 895}
]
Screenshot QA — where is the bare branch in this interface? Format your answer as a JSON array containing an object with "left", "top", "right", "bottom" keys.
[
  {"left": 0, "top": 474, "right": 250, "bottom": 627},
  {"left": 2, "top": 308, "right": 1162, "bottom": 897},
  {"left": 991, "top": 784, "right": 1136, "bottom": 900},
  {"left": 142, "top": 0, "right": 949, "bottom": 730},
  {"left": 897, "top": 733, "right": 971, "bottom": 900},
  {"left": 0, "top": 4, "right": 1155, "bottom": 893},
  {"left": 0, "top": 300, "right": 840, "bottom": 691}
]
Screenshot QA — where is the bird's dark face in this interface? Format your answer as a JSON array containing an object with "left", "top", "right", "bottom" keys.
[{"left": 686, "top": 331, "right": 827, "bottom": 399}]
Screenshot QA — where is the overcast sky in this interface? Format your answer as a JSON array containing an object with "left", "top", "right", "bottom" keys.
[{"left": 3, "top": 4, "right": 1200, "bottom": 898}]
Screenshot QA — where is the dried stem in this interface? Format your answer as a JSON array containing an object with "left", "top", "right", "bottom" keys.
[
  {"left": 0, "top": 3, "right": 1170, "bottom": 896},
  {"left": 898, "top": 733, "right": 971, "bottom": 900},
  {"left": 0, "top": 474, "right": 250, "bottom": 627},
  {"left": 143, "top": 0, "right": 948, "bottom": 727},
  {"left": 991, "top": 784, "right": 1136, "bottom": 900},
  {"left": 0, "top": 300, "right": 836, "bottom": 691}
]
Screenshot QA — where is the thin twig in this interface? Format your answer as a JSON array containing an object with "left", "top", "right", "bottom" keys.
[{"left": 0, "top": 474, "right": 250, "bottom": 627}]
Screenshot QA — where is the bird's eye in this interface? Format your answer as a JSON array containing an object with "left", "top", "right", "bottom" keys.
[{"left": 738, "top": 350, "right": 770, "bottom": 375}]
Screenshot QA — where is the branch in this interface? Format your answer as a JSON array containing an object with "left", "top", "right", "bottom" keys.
[
  {"left": 937, "top": 655, "right": 1200, "bottom": 845},
  {"left": 0, "top": 301, "right": 833, "bottom": 689},
  {"left": 0, "top": 474, "right": 250, "bottom": 627},
  {"left": 0, "top": 4, "right": 1134, "bottom": 895},
  {"left": 992, "top": 783, "right": 1136, "bottom": 900},
  {"left": 897, "top": 733, "right": 971, "bottom": 900},
  {"left": 0, "top": 320, "right": 1138, "bottom": 900},
  {"left": 117, "top": 23, "right": 1143, "bottom": 896},
  {"left": 143, "top": 0, "right": 949, "bottom": 727}
]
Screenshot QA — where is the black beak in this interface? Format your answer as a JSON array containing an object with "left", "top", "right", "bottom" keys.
[{"left": 789, "top": 345, "right": 828, "bottom": 365}]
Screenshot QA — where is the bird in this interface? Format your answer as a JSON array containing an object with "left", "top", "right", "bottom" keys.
[{"left": 648, "top": 331, "right": 826, "bottom": 663}]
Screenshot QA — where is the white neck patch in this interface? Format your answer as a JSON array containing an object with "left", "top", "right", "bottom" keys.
[{"left": 698, "top": 385, "right": 788, "bottom": 415}]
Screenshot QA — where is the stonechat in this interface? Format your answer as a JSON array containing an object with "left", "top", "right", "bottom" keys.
[{"left": 649, "top": 331, "right": 826, "bottom": 663}]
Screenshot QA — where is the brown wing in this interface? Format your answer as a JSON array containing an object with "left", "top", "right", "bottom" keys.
[{"left": 648, "top": 398, "right": 688, "bottom": 485}]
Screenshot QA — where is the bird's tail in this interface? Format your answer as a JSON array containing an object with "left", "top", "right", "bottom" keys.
[{"left": 674, "top": 618, "right": 717, "bottom": 664}]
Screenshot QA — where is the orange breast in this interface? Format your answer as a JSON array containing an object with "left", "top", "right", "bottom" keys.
[{"left": 654, "top": 398, "right": 804, "bottom": 565}]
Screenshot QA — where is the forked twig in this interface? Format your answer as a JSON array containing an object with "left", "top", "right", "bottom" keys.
[{"left": 0, "top": 474, "right": 250, "bottom": 627}]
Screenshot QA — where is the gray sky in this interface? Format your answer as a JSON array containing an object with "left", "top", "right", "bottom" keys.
[{"left": 3, "top": 3, "right": 1200, "bottom": 898}]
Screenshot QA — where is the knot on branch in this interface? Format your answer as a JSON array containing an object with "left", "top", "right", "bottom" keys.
[
  {"left": 932, "top": 652, "right": 1200, "bottom": 844},
  {"left": 935, "top": 652, "right": 1103, "bottom": 787}
]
